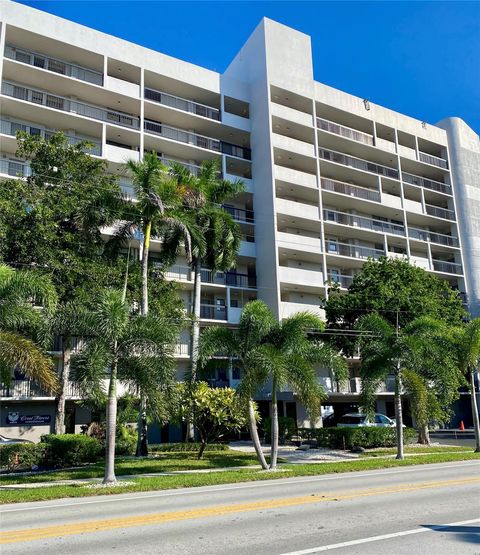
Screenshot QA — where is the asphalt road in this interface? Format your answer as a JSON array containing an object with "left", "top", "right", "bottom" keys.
[{"left": 1, "top": 461, "right": 479, "bottom": 554}]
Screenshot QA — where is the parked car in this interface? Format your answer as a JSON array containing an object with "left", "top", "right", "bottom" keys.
[
  {"left": 0, "top": 434, "right": 33, "bottom": 444},
  {"left": 337, "top": 413, "right": 395, "bottom": 428}
]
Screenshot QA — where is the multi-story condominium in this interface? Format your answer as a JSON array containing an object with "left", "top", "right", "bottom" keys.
[{"left": 1, "top": 2, "right": 478, "bottom": 440}]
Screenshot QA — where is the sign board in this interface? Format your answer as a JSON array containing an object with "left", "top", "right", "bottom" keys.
[{"left": 6, "top": 413, "right": 51, "bottom": 425}]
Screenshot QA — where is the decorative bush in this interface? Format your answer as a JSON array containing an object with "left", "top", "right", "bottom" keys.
[
  {"left": 298, "top": 426, "right": 417, "bottom": 450},
  {"left": 0, "top": 443, "right": 46, "bottom": 472},
  {"left": 149, "top": 443, "right": 230, "bottom": 453},
  {"left": 115, "top": 426, "right": 137, "bottom": 456},
  {"left": 41, "top": 434, "right": 102, "bottom": 468},
  {"left": 263, "top": 417, "right": 297, "bottom": 444}
]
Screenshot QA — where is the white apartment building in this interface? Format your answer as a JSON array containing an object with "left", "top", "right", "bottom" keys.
[{"left": 1, "top": 2, "right": 478, "bottom": 440}]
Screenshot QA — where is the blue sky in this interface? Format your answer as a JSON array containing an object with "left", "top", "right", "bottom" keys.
[{"left": 16, "top": 1, "right": 480, "bottom": 133}]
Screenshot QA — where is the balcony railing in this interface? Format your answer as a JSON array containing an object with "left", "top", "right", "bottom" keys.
[
  {"left": 4, "top": 44, "right": 103, "bottom": 86},
  {"left": 326, "top": 241, "right": 384, "bottom": 260},
  {"left": 2, "top": 82, "right": 139, "bottom": 129},
  {"left": 418, "top": 151, "right": 448, "bottom": 169},
  {"left": 0, "top": 158, "right": 31, "bottom": 177},
  {"left": 0, "top": 379, "right": 82, "bottom": 398},
  {"left": 222, "top": 205, "right": 254, "bottom": 223},
  {"left": 317, "top": 117, "right": 374, "bottom": 146},
  {"left": 402, "top": 172, "right": 451, "bottom": 195},
  {"left": 326, "top": 272, "right": 353, "bottom": 288},
  {"left": 144, "top": 87, "right": 220, "bottom": 121},
  {"left": 0, "top": 118, "right": 102, "bottom": 156},
  {"left": 144, "top": 119, "right": 221, "bottom": 152},
  {"left": 425, "top": 204, "right": 456, "bottom": 221},
  {"left": 200, "top": 304, "right": 227, "bottom": 320},
  {"left": 174, "top": 343, "right": 190, "bottom": 356},
  {"left": 324, "top": 209, "right": 405, "bottom": 236},
  {"left": 164, "top": 265, "right": 191, "bottom": 281},
  {"left": 432, "top": 260, "right": 463, "bottom": 275},
  {"left": 408, "top": 227, "right": 459, "bottom": 247},
  {"left": 319, "top": 148, "right": 399, "bottom": 179},
  {"left": 321, "top": 177, "right": 381, "bottom": 203},
  {"left": 201, "top": 269, "right": 256, "bottom": 289}
]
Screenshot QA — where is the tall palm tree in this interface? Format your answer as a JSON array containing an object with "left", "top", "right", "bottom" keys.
[
  {"left": 167, "top": 160, "right": 245, "bottom": 385},
  {"left": 453, "top": 319, "right": 480, "bottom": 452},
  {"left": 199, "top": 301, "right": 346, "bottom": 470},
  {"left": 115, "top": 152, "right": 196, "bottom": 454},
  {"left": 73, "top": 289, "right": 178, "bottom": 484},
  {"left": 0, "top": 264, "right": 58, "bottom": 393}
]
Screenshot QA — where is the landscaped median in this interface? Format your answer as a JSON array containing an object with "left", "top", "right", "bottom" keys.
[{"left": 1, "top": 447, "right": 478, "bottom": 505}]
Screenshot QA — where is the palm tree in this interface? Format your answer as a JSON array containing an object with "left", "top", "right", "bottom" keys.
[
  {"left": 454, "top": 319, "right": 480, "bottom": 452},
  {"left": 167, "top": 160, "right": 245, "bottom": 384},
  {"left": 0, "top": 264, "right": 58, "bottom": 393},
  {"left": 115, "top": 152, "right": 195, "bottom": 454},
  {"left": 199, "top": 301, "right": 346, "bottom": 470},
  {"left": 73, "top": 289, "right": 178, "bottom": 484}
]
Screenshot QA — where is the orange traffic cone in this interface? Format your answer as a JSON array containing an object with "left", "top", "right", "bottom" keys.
[{"left": 459, "top": 421, "right": 465, "bottom": 431}]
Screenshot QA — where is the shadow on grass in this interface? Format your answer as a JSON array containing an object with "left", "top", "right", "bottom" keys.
[{"left": 422, "top": 524, "right": 480, "bottom": 545}]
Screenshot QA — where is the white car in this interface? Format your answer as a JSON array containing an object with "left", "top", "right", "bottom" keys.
[
  {"left": 337, "top": 413, "right": 395, "bottom": 428},
  {"left": 0, "top": 434, "right": 33, "bottom": 444}
]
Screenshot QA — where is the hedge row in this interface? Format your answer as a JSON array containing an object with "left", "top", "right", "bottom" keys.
[
  {"left": 0, "top": 434, "right": 102, "bottom": 473},
  {"left": 298, "top": 426, "right": 417, "bottom": 449},
  {"left": 149, "top": 443, "right": 230, "bottom": 453}
]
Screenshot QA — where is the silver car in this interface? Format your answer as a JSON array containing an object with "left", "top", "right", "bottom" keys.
[
  {"left": 0, "top": 434, "right": 33, "bottom": 444},
  {"left": 337, "top": 413, "right": 395, "bottom": 428}
]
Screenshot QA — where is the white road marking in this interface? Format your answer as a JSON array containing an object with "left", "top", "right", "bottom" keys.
[
  {"left": 280, "top": 518, "right": 480, "bottom": 554},
  {"left": 1, "top": 460, "right": 479, "bottom": 513}
]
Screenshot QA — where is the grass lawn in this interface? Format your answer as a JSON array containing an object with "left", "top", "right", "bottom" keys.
[
  {"left": 0, "top": 450, "right": 261, "bottom": 484},
  {"left": 361, "top": 445, "right": 473, "bottom": 457},
  {"left": 1, "top": 450, "right": 479, "bottom": 505}
]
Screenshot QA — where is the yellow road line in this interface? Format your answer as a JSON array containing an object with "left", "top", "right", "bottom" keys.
[{"left": 2, "top": 476, "right": 479, "bottom": 544}]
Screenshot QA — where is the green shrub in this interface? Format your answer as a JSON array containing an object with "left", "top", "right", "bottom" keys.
[
  {"left": 41, "top": 434, "right": 102, "bottom": 468},
  {"left": 149, "top": 443, "right": 230, "bottom": 453},
  {"left": 298, "top": 427, "right": 417, "bottom": 450},
  {"left": 115, "top": 426, "right": 137, "bottom": 456},
  {"left": 263, "top": 417, "right": 297, "bottom": 444},
  {"left": 0, "top": 443, "right": 46, "bottom": 472}
]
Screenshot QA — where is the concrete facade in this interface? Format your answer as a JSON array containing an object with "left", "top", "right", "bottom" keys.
[{"left": 0, "top": 2, "right": 478, "bottom": 437}]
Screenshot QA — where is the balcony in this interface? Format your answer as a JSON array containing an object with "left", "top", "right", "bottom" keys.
[
  {"left": 425, "top": 204, "right": 456, "bottom": 221},
  {"left": 200, "top": 304, "right": 227, "bottom": 320},
  {"left": 174, "top": 342, "right": 191, "bottom": 357},
  {"left": 276, "top": 197, "right": 320, "bottom": 221},
  {"left": 4, "top": 44, "right": 103, "bottom": 86},
  {"left": 317, "top": 117, "right": 374, "bottom": 146},
  {"left": 432, "top": 260, "right": 463, "bottom": 275},
  {"left": 324, "top": 209, "right": 405, "bottom": 236},
  {"left": 402, "top": 172, "right": 451, "bottom": 195},
  {"left": 2, "top": 82, "right": 140, "bottom": 129},
  {"left": 319, "top": 148, "right": 399, "bottom": 179},
  {"left": 164, "top": 265, "right": 191, "bottom": 281},
  {"left": 281, "top": 301, "right": 324, "bottom": 319},
  {"left": 105, "top": 143, "right": 140, "bottom": 164},
  {"left": 145, "top": 87, "right": 220, "bottom": 121},
  {"left": 222, "top": 205, "right": 254, "bottom": 223},
  {"left": 274, "top": 165, "right": 317, "bottom": 189},
  {"left": 326, "top": 241, "right": 384, "bottom": 261},
  {"left": 0, "top": 379, "right": 81, "bottom": 399},
  {"left": 277, "top": 231, "right": 322, "bottom": 254},
  {"left": 273, "top": 133, "right": 316, "bottom": 158},
  {"left": 418, "top": 151, "right": 448, "bottom": 169},
  {"left": 321, "top": 177, "right": 381, "bottom": 203},
  {"left": 0, "top": 118, "right": 102, "bottom": 155},
  {"left": 326, "top": 272, "right": 353, "bottom": 289},
  {"left": 408, "top": 227, "right": 459, "bottom": 248},
  {"left": 278, "top": 266, "right": 324, "bottom": 288},
  {"left": 0, "top": 158, "right": 31, "bottom": 177}
]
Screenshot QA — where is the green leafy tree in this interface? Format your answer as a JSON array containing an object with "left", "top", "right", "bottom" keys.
[
  {"left": 325, "top": 257, "right": 466, "bottom": 356},
  {"left": 200, "top": 301, "right": 346, "bottom": 470},
  {"left": 453, "top": 319, "right": 480, "bottom": 452},
  {"left": 0, "top": 264, "right": 58, "bottom": 393},
  {"left": 172, "top": 382, "right": 248, "bottom": 459},
  {"left": 73, "top": 289, "right": 179, "bottom": 483}
]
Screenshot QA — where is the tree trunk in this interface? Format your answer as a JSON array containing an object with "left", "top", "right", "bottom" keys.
[
  {"left": 54, "top": 335, "right": 71, "bottom": 435},
  {"left": 140, "top": 220, "right": 151, "bottom": 316},
  {"left": 394, "top": 366, "right": 404, "bottom": 460},
  {"left": 248, "top": 399, "right": 268, "bottom": 470},
  {"left": 103, "top": 353, "right": 118, "bottom": 484},
  {"left": 135, "top": 394, "right": 148, "bottom": 457},
  {"left": 270, "top": 381, "right": 279, "bottom": 470},
  {"left": 417, "top": 423, "right": 430, "bottom": 445},
  {"left": 197, "top": 441, "right": 207, "bottom": 460},
  {"left": 470, "top": 370, "right": 480, "bottom": 453},
  {"left": 186, "top": 258, "right": 202, "bottom": 441},
  {"left": 136, "top": 221, "right": 151, "bottom": 454}
]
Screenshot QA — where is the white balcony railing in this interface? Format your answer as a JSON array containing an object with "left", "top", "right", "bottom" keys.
[
  {"left": 321, "top": 177, "right": 381, "bottom": 203},
  {"left": 432, "top": 260, "right": 463, "bottom": 275},
  {"left": 145, "top": 87, "right": 220, "bottom": 121},
  {"left": 319, "top": 148, "right": 399, "bottom": 179},
  {"left": 408, "top": 227, "right": 459, "bottom": 247},
  {"left": 418, "top": 151, "right": 448, "bottom": 169},
  {"left": 0, "top": 158, "right": 31, "bottom": 177},
  {"left": 324, "top": 209, "right": 405, "bottom": 236},
  {"left": 402, "top": 172, "right": 451, "bottom": 195},
  {"left": 326, "top": 241, "right": 384, "bottom": 260},
  {"left": 326, "top": 272, "right": 353, "bottom": 288},
  {"left": 425, "top": 204, "right": 456, "bottom": 221},
  {"left": 317, "top": 117, "right": 374, "bottom": 146}
]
